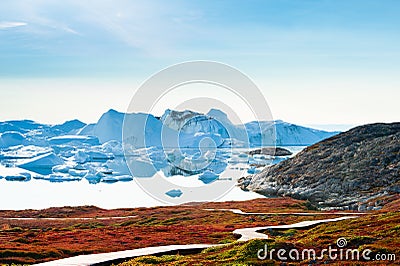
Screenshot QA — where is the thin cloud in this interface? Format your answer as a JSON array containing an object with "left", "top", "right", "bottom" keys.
[
  {"left": 0, "top": 21, "right": 27, "bottom": 29},
  {"left": 63, "top": 26, "right": 80, "bottom": 35}
]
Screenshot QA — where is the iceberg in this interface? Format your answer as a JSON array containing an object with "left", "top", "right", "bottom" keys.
[
  {"left": 0, "top": 145, "right": 51, "bottom": 159},
  {"left": 68, "top": 168, "right": 88, "bottom": 177},
  {"left": 101, "top": 140, "right": 124, "bottom": 156},
  {"left": 0, "top": 108, "right": 341, "bottom": 183},
  {"left": 0, "top": 122, "right": 23, "bottom": 133},
  {"left": 0, "top": 131, "right": 27, "bottom": 148},
  {"left": 206, "top": 160, "right": 228, "bottom": 174},
  {"left": 84, "top": 172, "right": 102, "bottom": 184},
  {"left": 52, "top": 145, "right": 76, "bottom": 158},
  {"left": 93, "top": 109, "right": 124, "bottom": 143},
  {"left": 247, "top": 166, "right": 261, "bottom": 174},
  {"left": 102, "top": 109, "right": 338, "bottom": 149},
  {"left": 36, "top": 173, "right": 82, "bottom": 182},
  {"left": 51, "top": 119, "right": 86, "bottom": 134},
  {"left": 160, "top": 109, "right": 201, "bottom": 132},
  {"left": 105, "top": 158, "right": 131, "bottom": 175},
  {"left": 101, "top": 175, "right": 133, "bottom": 183},
  {"left": 77, "top": 123, "right": 96, "bottom": 135},
  {"left": 48, "top": 135, "right": 99, "bottom": 146},
  {"left": 5, "top": 173, "right": 30, "bottom": 181},
  {"left": 179, "top": 132, "right": 224, "bottom": 148},
  {"left": 198, "top": 170, "right": 219, "bottom": 184},
  {"left": 100, "top": 175, "right": 119, "bottom": 183},
  {"left": 245, "top": 120, "right": 339, "bottom": 146},
  {"left": 124, "top": 111, "right": 177, "bottom": 148},
  {"left": 0, "top": 120, "right": 44, "bottom": 133},
  {"left": 165, "top": 189, "right": 183, "bottom": 198},
  {"left": 74, "top": 150, "right": 89, "bottom": 164},
  {"left": 18, "top": 152, "right": 64, "bottom": 174},
  {"left": 125, "top": 157, "right": 157, "bottom": 177},
  {"left": 161, "top": 109, "right": 247, "bottom": 145},
  {"left": 163, "top": 147, "right": 228, "bottom": 176},
  {"left": 0, "top": 165, "right": 40, "bottom": 181},
  {"left": 73, "top": 150, "right": 114, "bottom": 164},
  {"left": 113, "top": 175, "right": 133, "bottom": 182},
  {"left": 52, "top": 164, "right": 73, "bottom": 173}
]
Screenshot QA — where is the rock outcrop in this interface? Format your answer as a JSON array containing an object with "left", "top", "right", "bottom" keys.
[
  {"left": 239, "top": 123, "right": 400, "bottom": 210},
  {"left": 248, "top": 147, "right": 292, "bottom": 156}
]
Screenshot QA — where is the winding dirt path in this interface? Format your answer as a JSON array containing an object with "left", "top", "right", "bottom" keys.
[
  {"left": 233, "top": 216, "right": 357, "bottom": 241},
  {"left": 34, "top": 244, "right": 220, "bottom": 266}
]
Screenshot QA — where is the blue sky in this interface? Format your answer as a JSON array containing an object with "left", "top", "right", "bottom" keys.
[{"left": 0, "top": 0, "right": 399, "bottom": 125}]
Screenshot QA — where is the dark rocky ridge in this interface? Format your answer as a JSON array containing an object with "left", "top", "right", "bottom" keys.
[{"left": 238, "top": 123, "right": 400, "bottom": 210}]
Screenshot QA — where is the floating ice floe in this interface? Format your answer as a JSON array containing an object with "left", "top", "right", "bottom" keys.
[
  {"left": 101, "top": 175, "right": 119, "bottom": 183},
  {"left": 74, "top": 150, "right": 88, "bottom": 164},
  {"left": 252, "top": 154, "right": 270, "bottom": 160},
  {"left": 0, "top": 145, "right": 51, "bottom": 159},
  {"left": 18, "top": 152, "right": 64, "bottom": 174},
  {"left": 101, "top": 140, "right": 124, "bottom": 156},
  {"left": 165, "top": 149, "right": 210, "bottom": 174},
  {"left": 165, "top": 189, "right": 183, "bottom": 198},
  {"left": 36, "top": 173, "right": 82, "bottom": 182},
  {"left": 207, "top": 160, "right": 227, "bottom": 174},
  {"left": 0, "top": 108, "right": 337, "bottom": 184},
  {"left": 238, "top": 153, "right": 249, "bottom": 158},
  {"left": 52, "top": 164, "right": 73, "bottom": 173},
  {"left": 68, "top": 168, "right": 88, "bottom": 177},
  {"left": 126, "top": 157, "right": 157, "bottom": 178},
  {"left": 0, "top": 165, "right": 36, "bottom": 181},
  {"left": 51, "top": 145, "right": 76, "bottom": 158},
  {"left": 247, "top": 166, "right": 261, "bottom": 174},
  {"left": 179, "top": 132, "right": 224, "bottom": 149},
  {"left": 48, "top": 135, "right": 99, "bottom": 146},
  {"left": 84, "top": 172, "right": 102, "bottom": 184},
  {"left": 101, "top": 175, "right": 133, "bottom": 183},
  {"left": 198, "top": 170, "right": 219, "bottom": 184},
  {"left": 114, "top": 175, "right": 133, "bottom": 182},
  {"left": 106, "top": 158, "right": 131, "bottom": 175},
  {"left": 74, "top": 150, "right": 114, "bottom": 164}
]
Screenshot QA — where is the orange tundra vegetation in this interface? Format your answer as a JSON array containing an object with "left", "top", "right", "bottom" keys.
[{"left": 0, "top": 197, "right": 398, "bottom": 265}]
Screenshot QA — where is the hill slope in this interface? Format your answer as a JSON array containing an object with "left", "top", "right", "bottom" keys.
[{"left": 239, "top": 123, "right": 400, "bottom": 210}]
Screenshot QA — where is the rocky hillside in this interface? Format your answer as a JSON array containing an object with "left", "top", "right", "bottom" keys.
[{"left": 239, "top": 123, "right": 400, "bottom": 210}]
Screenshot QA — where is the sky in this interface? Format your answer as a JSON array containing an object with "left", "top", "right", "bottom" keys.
[{"left": 0, "top": 0, "right": 399, "bottom": 126}]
